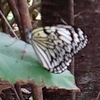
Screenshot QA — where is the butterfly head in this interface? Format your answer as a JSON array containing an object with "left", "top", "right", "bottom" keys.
[{"left": 25, "top": 28, "right": 32, "bottom": 44}]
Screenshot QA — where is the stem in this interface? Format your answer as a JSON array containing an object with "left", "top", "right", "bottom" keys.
[
  {"left": 28, "top": 80, "right": 43, "bottom": 100},
  {"left": 14, "top": 82, "right": 24, "bottom": 100},
  {"left": 68, "top": 0, "right": 76, "bottom": 100},
  {"left": 17, "top": 0, "right": 32, "bottom": 41},
  {"left": 69, "top": 0, "right": 74, "bottom": 25}
]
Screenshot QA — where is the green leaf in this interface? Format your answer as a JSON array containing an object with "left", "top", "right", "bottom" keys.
[{"left": 0, "top": 32, "right": 79, "bottom": 90}]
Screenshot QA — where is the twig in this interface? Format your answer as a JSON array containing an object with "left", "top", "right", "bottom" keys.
[
  {"left": 95, "top": 92, "right": 100, "bottom": 100},
  {"left": 74, "top": 11, "right": 84, "bottom": 18},
  {"left": 11, "top": 84, "right": 20, "bottom": 100},
  {"left": 0, "top": 10, "right": 18, "bottom": 39},
  {"left": 74, "top": 10, "right": 91, "bottom": 18}
]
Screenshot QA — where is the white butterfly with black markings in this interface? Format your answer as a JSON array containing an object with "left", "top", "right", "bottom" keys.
[{"left": 26, "top": 24, "right": 88, "bottom": 74}]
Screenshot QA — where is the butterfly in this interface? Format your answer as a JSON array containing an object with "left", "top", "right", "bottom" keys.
[{"left": 26, "top": 24, "right": 88, "bottom": 74}]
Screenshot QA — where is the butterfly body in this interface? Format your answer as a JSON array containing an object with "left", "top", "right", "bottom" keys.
[{"left": 27, "top": 25, "right": 88, "bottom": 74}]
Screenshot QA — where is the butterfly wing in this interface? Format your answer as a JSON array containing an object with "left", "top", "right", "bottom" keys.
[{"left": 31, "top": 25, "right": 88, "bottom": 73}]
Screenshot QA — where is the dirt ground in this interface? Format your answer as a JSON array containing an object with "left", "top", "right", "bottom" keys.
[{"left": 0, "top": 0, "right": 100, "bottom": 100}]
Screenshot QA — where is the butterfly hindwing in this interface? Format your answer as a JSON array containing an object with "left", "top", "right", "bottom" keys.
[{"left": 31, "top": 25, "right": 88, "bottom": 73}]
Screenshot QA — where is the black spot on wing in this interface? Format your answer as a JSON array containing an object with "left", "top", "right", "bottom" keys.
[
  {"left": 43, "top": 28, "right": 50, "bottom": 35},
  {"left": 73, "top": 26, "right": 79, "bottom": 33}
]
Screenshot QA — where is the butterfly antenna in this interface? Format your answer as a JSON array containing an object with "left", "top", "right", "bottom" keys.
[
  {"left": 5, "top": 38, "right": 19, "bottom": 47},
  {"left": 60, "top": 18, "right": 68, "bottom": 25}
]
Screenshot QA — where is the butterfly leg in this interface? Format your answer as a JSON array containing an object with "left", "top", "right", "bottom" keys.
[
  {"left": 5, "top": 38, "right": 19, "bottom": 47},
  {"left": 21, "top": 43, "right": 27, "bottom": 59}
]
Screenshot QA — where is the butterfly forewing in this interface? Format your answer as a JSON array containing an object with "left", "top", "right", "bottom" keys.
[{"left": 31, "top": 25, "right": 88, "bottom": 73}]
